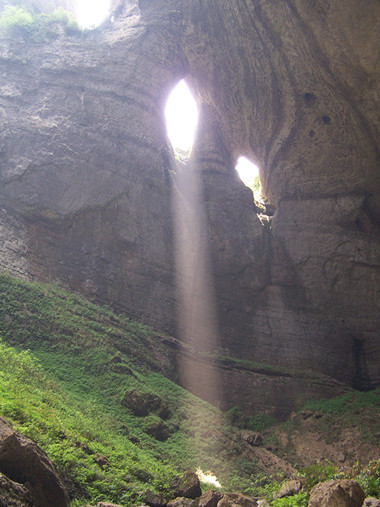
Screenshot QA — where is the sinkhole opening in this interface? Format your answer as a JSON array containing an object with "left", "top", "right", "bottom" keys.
[
  {"left": 165, "top": 79, "right": 199, "bottom": 160},
  {"left": 235, "top": 156, "right": 261, "bottom": 199},
  {"left": 235, "top": 156, "right": 275, "bottom": 225},
  {"left": 74, "top": 0, "right": 111, "bottom": 29}
]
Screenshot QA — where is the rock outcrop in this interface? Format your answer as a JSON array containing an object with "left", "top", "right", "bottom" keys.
[
  {"left": 0, "top": 0, "right": 379, "bottom": 414},
  {"left": 308, "top": 479, "right": 365, "bottom": 507},
  {"left": 0, "top": 417, "right": 70, "bottom": 507}
]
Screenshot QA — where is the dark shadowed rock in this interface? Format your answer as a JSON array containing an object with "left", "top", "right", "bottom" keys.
[
  {"left": 122, "top": 390, "right": 170, "bottom": 418},
  {"left": 0, "top": 472, "right": 34, "bottom": 506},
  {"left": 198, "top": 490, "right": 223, "bottom": 507},
  {"left": 218, "top": 493, "right": 257, "bottom": 507},
  {"left": 242, "top": 431, "right": 263, "bottom": 447},
  {"left": 363, "top": 498, "right": 380, "bottom": 507},
  {"left": 143, "top": 489, "right": 168, "bottom": 507},
  {"left": 274, "top": 479, "right": 302, "bottom": 499},
  {"left": 167, "top": 498, "right": 198, "bottom": 507},
  {"left": 0, "top": 417, "right": 70, "bottom": 507},
  {"left": 308, "top": 479, "right": 365, "bottom": 507},
  {"left": 143, "top": 418, "right": 171, "bottom": 441},
  {"left": 170, "top": 471, "right": 202, "bottom": 499}
]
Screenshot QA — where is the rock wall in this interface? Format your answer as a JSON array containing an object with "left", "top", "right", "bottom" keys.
[{"left": 0, "top": 0, "right": 379, "bottom": 413}]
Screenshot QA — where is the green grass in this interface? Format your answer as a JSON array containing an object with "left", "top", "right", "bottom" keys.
[
  {"left": 0, "top": 273, "right": 260, "bottom": 504},
  {"left": 1, "top": 272, "right": 379, "bottom": 504}
]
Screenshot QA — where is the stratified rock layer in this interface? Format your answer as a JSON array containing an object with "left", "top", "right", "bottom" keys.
[{"left": 0, "top": 0, "right": 379, "bottom": 414}]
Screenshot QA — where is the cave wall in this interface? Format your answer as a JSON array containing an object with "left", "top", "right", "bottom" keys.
[{"left": 0, "top": 0, "right": 379, "bottom": 414}]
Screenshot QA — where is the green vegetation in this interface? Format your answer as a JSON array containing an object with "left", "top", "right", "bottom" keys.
[
  {"left": 303, "top": 389, "right": 380, "bottom": 415},
  {"left": 0, "top": 4, "right": 81, "bottom": 40},
  {"left": 0, "top": 272, "right": 379, "bottom": 505},
  {"left": 0, "top": 273, "right": 258, "bottom": 504}
]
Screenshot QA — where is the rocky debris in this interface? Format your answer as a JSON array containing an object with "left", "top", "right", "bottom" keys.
[
  {"left": 167, "top": 498, "right": 198, "bottom": 507},
  {"left": 0, "top": 472, "right": 34, "bottom": 506},
  {"left": 198, "top": 490, "right": 223, "bottom": 507},
  {"left": 97, "top": 503, "right": 124, "bottom": 507},
  {"left": 0, "top": 416, "right": 70, "bottom": 507},
  {"left": 143, "top": 489, "right": 168, "bottom": 507},
  {"left": 122, "top": 390, "right": 170, "bottom": 419},
  {"left": 363, "top": 498, "right": 380, "bottom": 507},
  {"left": 308, "top": 479, "right": 365, "bottom": 507},
  {"left": 217, "top": 493, "right": 257, "bottom": 507},
  {"left": 242, "top": 431, "right": 263, "bottom": 447},
  {"left": 274, "top": 479, "right": 302, "bottom": 499},
  {"left": 144, "top": 418, "right": 171, "bottom": 441},
  {"left": 170, "top": 471, "right": 202, "bottom": 499}
]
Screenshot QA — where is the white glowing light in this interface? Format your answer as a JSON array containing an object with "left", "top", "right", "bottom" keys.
[
  {"left": 75, "top": 0, "right": 110, "bottom": 29},
  {"left": 165, "top": 80, "right": 199, "bottom": 155},
  {"left": 235, "top": 156, "right": 261, "bottom": 197},
  {"left": 196, "top": 468, "right": 222, "bottom": 489}
]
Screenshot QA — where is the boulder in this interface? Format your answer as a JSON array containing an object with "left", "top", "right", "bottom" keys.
[
  {"left": 167, "top": 498, "right": 198, "bottom": 507},
  {"left": 122, "top": 390, "right": 170, "bottom": 419},
  {"left": 217, "top": 493, "right": 257, "bottom": 507},
  {"left": 198, "top": 490, "right": 223, "bottom": 507},
  {"left": 308, "top": 479, "right": 365, "bottom": 507},
  {"left": 0, "top": 417, "right": 70, "bottom": 507},
  {"left": 242, "top": 431, "right": 263, "bottom": 447},
  {"left": 143, "top": 489, "right": 168, "bottom": 507},
  {"left": 170, "top": 471, "right": 202, "bottom": 499},
  {"left": 363, "top": 499, "right": 380, "bottom": 507},
  {"left": 97, "top": 503, "right": 124, "bottom": 507},
  {"left": 274, "top": 479, "right": 302, "bottom": 499},
  {"left": 144, "top": 419, "right": 171, "bottom": 441},
  {"left": 0, "top": 472, "right": 34, "bottom": 506}
]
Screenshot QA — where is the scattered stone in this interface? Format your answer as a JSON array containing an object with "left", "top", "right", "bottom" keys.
[
  {"left": 338, "top": 453, "right": 346, "bottom": 463},
  {"left": 363, "top": 499, "right": 380, "bottom": 507},
  {"left": 144, "top": 418, "right": 171, "bottom": 441},
  {"left": 198, "top": 489, "right": 223, "bottom": 507},
  {"left": 274, "top": 479, "right": 302, "bottom": 499},
  {"left": 0, "top": 472, "right": 34, "bottom": 506},
  {"left": 97, "top": 503, "right": 124, "bottom": 507},
  {"left": 314, "top": 411, "right": 323, "bottom": 419},
  {"left": 301, "top": 410, "right": 314, "bottom": 420},
  {"left": 93, "top": 454, "right": 110, "bottom": 468},
  {"left": 257, "top": 501, "right": 270, "bottom": 507},
  {"left": 143, "top": 489, "right": 168, "bottom": 507},
  {"left": 167, "top": 497, "right": 198, "bottom": 507},
  {"left": 170, "top": 471, "right": 202, "bottom": 499},
  {"left": 242, "top": 431, "right": 263, "bottom": 447},
  {"left": 0, "top": 416, "right": 70, "bottom": 507},
  {"left": 121, "top": 389, "right": 170, "bottom": 418},
  {"left": 218, "top": 492, "right": 257, "bottom": 507},
  {"left": 308, "top": 479, "right": 365, "bottom": 507}
]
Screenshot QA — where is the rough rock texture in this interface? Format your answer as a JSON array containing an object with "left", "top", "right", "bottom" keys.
[
  {"left": 363, "top": 499, "right": 380, "bottom": 507},
  {"left": 274, "top": 479, "right": 302, "bottom": 499},
  {"left": 0, "top": 0, "right": 379, "bottom": 414},
  {"left": 170, "top": 471, "right": 202, "bottom": 500},
  {"left": 308, "top": 479, "right": 365, "bottom": 507},
  {"left": 0, "top": 472, "right": 34, "bottom": 507},
  {"left": 0, "top": 417, "right": 70, "bottom": 507}
]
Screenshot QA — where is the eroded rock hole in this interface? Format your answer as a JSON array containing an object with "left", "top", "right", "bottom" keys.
[
  {"left": 164, "top": 79, "right": 199, "bottom": 160},
  {"left": 74, "top": 0, "right": 111, "bottom": 29},
  {"left": 235, "top": 156, "right": 274, "bottom": 226}
]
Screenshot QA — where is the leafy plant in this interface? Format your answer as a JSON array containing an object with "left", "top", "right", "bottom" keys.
[{"left": 0, "top": 4, "right": 81, "bottom": 40}]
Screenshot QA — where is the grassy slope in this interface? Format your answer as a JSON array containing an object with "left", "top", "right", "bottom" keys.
[
  {"left": 0, "top": 273, "right": 379, "bottom": 505},
  {"left": 0, "top": 273, "right": 251, "bottom": 505}
]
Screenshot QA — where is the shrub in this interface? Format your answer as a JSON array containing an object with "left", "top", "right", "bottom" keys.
[{"left": 0, "top": 4, "right": 81, "bottom": 40}]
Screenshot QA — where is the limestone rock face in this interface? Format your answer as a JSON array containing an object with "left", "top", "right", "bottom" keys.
[{"left": 0, "top": 0, "right": 379, "bottom": 413}]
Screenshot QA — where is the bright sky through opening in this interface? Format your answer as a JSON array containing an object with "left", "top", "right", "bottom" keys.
[
  {"left": 165, "top": 80, "right": 199, "bottom": 155},
  {"left": 74, "top": 0, "right": 110, "bottom": 29},
  {"left": 235, "top": 156, "right": 260, "bottom": 192}
]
